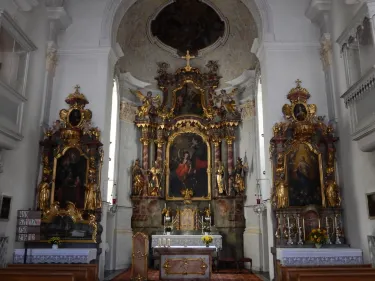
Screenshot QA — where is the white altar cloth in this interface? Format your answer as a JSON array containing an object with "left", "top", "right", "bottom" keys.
[
  {"left": 277, "top": 248, "right": 363, "bottom": 266},
  {"left": 151, "top": 234, "right": 222, "bottom": 249},
  {"left": 13, "top": 248, "right": 97, "bottom": 264}
]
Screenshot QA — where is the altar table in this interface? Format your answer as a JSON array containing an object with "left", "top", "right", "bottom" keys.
[
  {"left": 276, "top": 248, "right": 363, "bottom": 266},
  {"left": 13, "top": 248, "right": 97, "bottom": 264},
  {"left": 151, "top": 234, "right": 222, "bottom": 249},
  {"left": 154, "top": 246, "right": 216, "bottom": 281}
]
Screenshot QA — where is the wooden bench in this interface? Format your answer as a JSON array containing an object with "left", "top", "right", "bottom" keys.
[
  {"left": 7, "top": 264, "right": 97, "bottom": 280},
  {"left": 297, "top": 272, "right": 375, "bottom": 281},
  {"left": 286, "top": 267, "right": 375, "bottom": 281},
  {"left": 0, "top": 271, "right": 75, "bottom": 281},
  {"left": 277, "top": 261, "right": 371, "bottom": 281}
]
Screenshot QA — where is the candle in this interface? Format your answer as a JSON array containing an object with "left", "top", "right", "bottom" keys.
[
  {"left": 326, "top": 217, "right": 328, "bottom": 227},
  {"left": 318, "top": 219, "right": 321, "bottom": 229},
  {"left": 209, "top": 203, "right": 211, "bottom": 210},
  {"left": 167, "top": 238, "right": 171, "bottom": 247},
  {"left": 163, "top": 238, "right": 166, "bottom": 247},
  {"left": 158, "top": 238, "right": 161, "bottom": 247},
  {"left": 334, "top": 216, "right": 337, "bottom": 228},
  {"left": 164, "top": 203, "right": 166, "bottom": 209},
  {"left": 287, "top": 216, "right": 290, "bottom": 227}
]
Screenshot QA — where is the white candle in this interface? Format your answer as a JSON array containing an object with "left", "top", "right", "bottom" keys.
[
  {"left": 158, "top": 238, "right": 161, "bottom": 247},
  {"left": 164, "top": 203, "right": 166, "bottom": 209},
  {"left": 209, "top": 203, "right": 211, "bottom": 210},
  {"left": 287, "top": 216, "right": 290, "bottom": 227},
  {"left": 334, "top": 216, "right": 337, "bottom": 228}
]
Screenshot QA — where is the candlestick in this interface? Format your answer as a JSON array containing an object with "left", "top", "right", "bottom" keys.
[
  {"left": 297, "top": 215, "right": 303, "bottom": 245},
  {"left": 164, "top": 203, "right": 166, "bottom": 209},
  {"left": 302, "top": 217, "right": 305, "bottom": 240},
  {"left": 209, "top": 203, "right": 211, "bottom": 210},
  {"left": 318, "top": 218, "right": 321, "bottom": 229},
  {"left": 326, "top": 217, "right": 328, "bottom": 226}
]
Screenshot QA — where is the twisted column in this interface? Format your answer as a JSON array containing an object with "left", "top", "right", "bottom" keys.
[
  {"left": 155, "top": 140, "right": 165, "bottom": 163},
  {"left": 140, "top": 128, "right": 150, "bottom": 170}
]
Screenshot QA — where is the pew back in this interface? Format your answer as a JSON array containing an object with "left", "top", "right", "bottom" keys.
[
  {"left": 0, "top": 271, "right": 75, "bottom": 281},
  {"left": 287, "top": 267, "right": 375, "bottom": 281},
  {"left": 297, "top": 272, "right": 375, "bottom": 281},
  {"left": 1, "top": 267, "right": 88, "bottom": 281},
  {"left": 8, "top": 263, "right": 97, "bottom": 280}
]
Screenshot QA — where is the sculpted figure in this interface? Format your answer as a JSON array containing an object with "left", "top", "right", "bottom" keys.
[
  {"left": 148, "top": 161, "right": 162, "bottom": 196},
  {"left": 275, "top": 179, "right": 288, "bottom": 209},
  {"left": 132, "top": 159, "right": 145, "bottom": 195},
  {"left": 326, "top": 180, "right": 340, "bottom": 207},
  {"left": 131, "top": 90, "right": 161, "bottom": 119},
  {"left": 232, "top": 157, "right": 248, "bottom": 195},
  {"left": 216, "top": 161, "right": 226, "bottom": 195},
  {"left": 38, "top": 175, "right": 51, "bottom": 211}
]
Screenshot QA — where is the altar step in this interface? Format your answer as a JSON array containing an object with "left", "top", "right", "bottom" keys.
[{"left": 111, "top": 268, "right": 268, "bottom": 281}]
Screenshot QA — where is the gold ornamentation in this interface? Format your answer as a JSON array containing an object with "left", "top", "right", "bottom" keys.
[
  {"left": 325, "top": 180, "right": 341, "bottom": 207},
  {"left": 131, "top": 159, "right": 146, "bottom": 196},
  {"left": 181, "top": 50, "right": 195, "bottom": 72},
  {"left": 232, "top": 157, "right": 248, "bottom": 195},
  {"left": 148, "top": 160, "right": 162, "bottom": 196},
  {"left": 38, "top": 176, "right": 51, "bottom": 211},
  {"left": 181, "top": 187, "right": 193, "bottom": 204},
  {"left": 131, "top": 90, "right": 161, "bottom": 119},
  {"left": 216, "top": 161, "right": 226, "bottom": 195},
  {"left": 274, "top": 179, "right": 289, "bottom": 209}
]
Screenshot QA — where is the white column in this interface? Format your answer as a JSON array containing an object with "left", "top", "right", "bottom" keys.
[{"left": 99, "top": 202, "right": 110, "bottom": 280}]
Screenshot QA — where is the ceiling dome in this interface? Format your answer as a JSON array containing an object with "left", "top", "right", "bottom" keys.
[{"left": 150, "top": 0, "right": 226, "bottom": 55}]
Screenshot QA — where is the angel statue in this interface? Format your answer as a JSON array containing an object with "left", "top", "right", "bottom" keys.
[
  {"left": 131, "top": 89, "right": 161, "bottom": 119},
  {"left": 212, "top": 88, "right": 239, "bottom": 114},
  {"left": 216, "top": 161, "right": 226, "bottom": 195},
  {"left": 231, "top": 157, "right": 248, "bottom": 195},
  {"left": 131, "top": 159, "right": 146, "bottom": 196},
  {"left": 148, "top": 160, "right": 162, "bottom": 196}
]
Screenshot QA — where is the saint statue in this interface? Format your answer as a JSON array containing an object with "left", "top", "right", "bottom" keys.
[
  {"left": 38, "top": 175, "right": 51, "bottom": 211},
  {"left": 232, "top": 157, "right": 248, "bottom": 195},
  {"left": 131, "top": 90, "right": 161, "bottom": 119},
  {"left": 84, "top": 170, "right": 97, "bottom": 210},
  {"left": 275, "top": 179, "right": 288, "bottom": 209},
  {"left": 216, "top": 161, "right": 226, "bottom": 195},
  {"left": 148, "top": 160, "right": 162, "bottom": 196},
  {"left": 326, "top": 180, "right": 340, "bottom": 207},
  {"left": 131, "top": 159, "right": 145, "bottom": 195}
]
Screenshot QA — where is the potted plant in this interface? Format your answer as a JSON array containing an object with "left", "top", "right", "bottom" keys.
[
  {"left": 165, "top": 227, "right": 172, "bottom": 235},
  {"left": 48, "top": 236, "right": 61, "bottom": 249},
  {"left": 201, "top": 235, "right": 213, "bottom": 247},
  {"left": 308, "top": 228, "right": 328, "bottom": 248}
]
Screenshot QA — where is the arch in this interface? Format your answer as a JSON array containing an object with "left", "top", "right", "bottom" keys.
[{"left": 100, "top": 0, "right": 274, "bottom": 48}]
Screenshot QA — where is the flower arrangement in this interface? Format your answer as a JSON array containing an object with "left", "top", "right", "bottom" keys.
[
  {"left": 308, "top": 228, "right": 328, "bottom": 246},
  {"left": 48, "top": 236, "right": 61, "bottom": 245},
  {"left": 201, "top": 235, "right": 213, "bottom": 246}
]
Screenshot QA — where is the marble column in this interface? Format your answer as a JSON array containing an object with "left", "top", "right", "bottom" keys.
[
  {"left": 226, "top": 137, "right": 235, "bottom": 175},
  {"left": 213, "top": 140, "right": 221, "bottom": 166},
  {"left": 141, "top": 128, "right": 150, "bottom": 170}
]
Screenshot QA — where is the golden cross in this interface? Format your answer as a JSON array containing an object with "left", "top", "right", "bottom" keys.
[
  {"left": 74, "top": 85, "right": 81, "bottom": 92},
  {"left": 182, "top": 50, "right": 195, "bottom": 71},
  {"left": 295, "top": 79, "right": 302, "bottom": 88}
]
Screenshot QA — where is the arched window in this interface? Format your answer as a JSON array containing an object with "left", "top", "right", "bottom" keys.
[{"left": 107, "top": 79, "right": 119, "bottom": 203}]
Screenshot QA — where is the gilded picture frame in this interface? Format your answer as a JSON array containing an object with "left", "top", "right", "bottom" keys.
[
  {"left": 51, "top": 146, "right": 89, "bottom": 210},
  {"left": 166, "top": 128, "right": 211, "bottom": 201},
  {"left": 284, "top": 142, "right": 326, "bottom": 207},
  {"left": 171, "top": 80, "right": 208, "bottom": 118},
  {"left": 366, "top": 192, "right": 375, "bottom": 219}
]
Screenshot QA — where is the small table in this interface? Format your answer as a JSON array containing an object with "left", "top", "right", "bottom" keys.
[
  {"left": 155, "top": 246, "right": 216, "bottom": 281},
  {"left": 13, "top": 248, "right": 97, "bottom": 264}
]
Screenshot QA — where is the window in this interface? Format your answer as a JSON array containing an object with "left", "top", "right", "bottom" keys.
[{"left": 107, "top": 79, "right": 119, "bottom": 203}]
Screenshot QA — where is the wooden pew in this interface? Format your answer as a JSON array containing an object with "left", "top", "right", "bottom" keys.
[
  {"left": 0, "top": 271, "right": 75, "bottom": 281},
  {"left": 1, "top": 267, "right": 88, "bottom": 281},
  {"left": 297, "top": 272, "right": 375, "bottom": 281},
  {"left": 286, "top": 267, "right": 375, "bottom": 281},
  {"left": 8, "top": 263, "right": 97, "bottom": 280},
  {"left": 277, "top": 261, "right": 371, "bottom": 281}
]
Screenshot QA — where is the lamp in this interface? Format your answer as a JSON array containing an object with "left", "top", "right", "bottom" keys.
[{"left": 252, "top": 179, "right": 270, "bottom": 215}]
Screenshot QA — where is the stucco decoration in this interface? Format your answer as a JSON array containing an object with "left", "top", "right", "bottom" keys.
[
  {"left": 116, "top": 0, "right": 257, "bottom": 87},
  {"left": 120, "top": 100, "right": 137, "bottom": 123}
]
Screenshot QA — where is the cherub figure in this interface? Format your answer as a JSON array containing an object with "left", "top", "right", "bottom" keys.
[{"left": 131, "top": 89, "right": 161, "bottom": 118}]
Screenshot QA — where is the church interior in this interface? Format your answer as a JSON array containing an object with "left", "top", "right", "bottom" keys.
[{"left": 1, "top": 0, "right": 375, "bottom": 281}]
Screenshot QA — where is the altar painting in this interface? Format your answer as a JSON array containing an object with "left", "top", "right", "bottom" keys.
[
  {"left": 166, "top": 132, "right": 210, "bottom": 200},
  {"left": 286, "top": 143, "right": 324, "bottom": 206},
  {"left": 173, "top": 82, "right": 204, "bottom": 117},
  {"left": 53, "top": 147, "right": 88, "bottom": 209}
]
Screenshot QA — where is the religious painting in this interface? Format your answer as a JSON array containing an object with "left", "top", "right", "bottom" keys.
[
  {"left": 52, "top": 147, "right": 88, "bottom": 209},
  {"left": 293, "top": 103, "right": 307, "bottom": 121},
  {"left": 173, "top": 83, "right": 205, "bottom": 117},
  {"left": 68, "top": 108, "right": 82, "bottom": 127},
  {"left": 285, "top": 143, "right": 324, "bottom": 206},
  {"left": 366, "top": 192, "right": 375, "bottom": 219},
  {"left": 166, "top": 132, "right": 211, "bottom": 200}
]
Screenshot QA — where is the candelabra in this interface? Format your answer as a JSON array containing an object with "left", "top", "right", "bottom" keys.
[
  {"left": 325, "top": 216, "right": 332, "bottom": 245},
  {"left": 334, "top": 214, "right": 342, "bottom": 244},
  {"left": 285, "top": 215, "right": 294, "bottom": 245}
]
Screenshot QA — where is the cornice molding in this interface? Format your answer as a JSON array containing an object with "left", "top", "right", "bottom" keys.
[
  {"left": 46, "top": 6, "right": 71, "bottom": 31},
  {"left": 305, "top": 0, "right": 332, "bottom": 23},
  {"left": 12, "top": 0, "right": 39, "bottom": 12}
]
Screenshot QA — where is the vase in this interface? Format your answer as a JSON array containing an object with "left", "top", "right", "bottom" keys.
[
  {"left": 315, "top": 244, "right": 322, "bottom": 249},
  {"left": 205, "top": 243, "right": 210, "bottom": 247},
  {"left": 204, "top": 232, "right": 208, "bottom": 235},
  {"left": 166, "top": 232, "right": 171, "bottom": 235},
  {"left": 52, "top": 244, "right": 58, "bottom": 249}
]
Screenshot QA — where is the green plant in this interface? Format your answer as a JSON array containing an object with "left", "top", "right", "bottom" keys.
[{"left": 48, "top": 236, "right": 61, "bottom": 245}]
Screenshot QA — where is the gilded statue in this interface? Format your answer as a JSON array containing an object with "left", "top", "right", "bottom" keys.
[
  {"left": 326, "top": 180, "right": 341, "bottom": 207},
  {"left": 232, "top": 157, "right": 248, "bottom": 195},
  {"left": 148, "top": 160, "right": 162, "bottom": 196},
  {"left": 216, "top": 161, "right": 226, "bottom": 195},
  {"left": 131, "top": 89, "right": 161, "bottom": 119},
  {"left": 204, "top": 207, "right": 211, "bottom": 218},
  {"left": 276, "top": 153, "right": 284, "bottom": 175},
  {"left": 275, "top": 179, "right": 288, "bottom": 209},
  {"left": 212, "top": 89, "right": 238, "bottom": 114},
  {"left": 84, "top": 169, "right": 97, "bottom": 210},
  {"left": 38, "top": 175, "right": 51, "bottom": 211},
  {"left": 131, "top": 159, "right": 146, "bottom": 196}
]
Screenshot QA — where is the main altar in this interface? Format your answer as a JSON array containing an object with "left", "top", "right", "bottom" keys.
[{"left": 129, "top": 52, "right": 248, "bottom": 276}]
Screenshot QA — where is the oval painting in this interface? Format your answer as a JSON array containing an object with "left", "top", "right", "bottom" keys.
[
  {"left": 69, "top": 109, "right": 82, "bottom": 127},
  {"left": 293, "top": 103, "right": 307, "bottom": 121}
]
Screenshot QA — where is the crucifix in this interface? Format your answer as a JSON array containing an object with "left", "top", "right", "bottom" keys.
[
  {"left": 74, "top": 84, "right": 81, "bottom": 93},
  {"left": 181, "top": 50, "right": 195, "bottom": 72},
  {"left": 295, "top": 79, "right": 302, "bottom": 88}
]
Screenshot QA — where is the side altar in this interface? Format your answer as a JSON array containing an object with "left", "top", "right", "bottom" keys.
[
  {"left": 270, "top": 81, "right": 363, "bottom": 280},
  {"left": 129, "top": 53, "right": 248, "bottom": 265}
]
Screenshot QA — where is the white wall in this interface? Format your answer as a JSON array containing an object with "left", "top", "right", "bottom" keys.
[
  {"left": 331, "top": 0, "right": 375, "bottom": 263},
  {"left": 0, "top": 1, "right": 48, "bottom": 262}
]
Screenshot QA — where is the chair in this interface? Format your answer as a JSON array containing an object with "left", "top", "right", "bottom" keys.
[
  {"left": 130, "top": 232, "right": 148, "bottom": 281},
  {"left": 217, "top": 248, "right": 237, "bottom": 272},
  {"left": 237, "top": 257, "right": 253, "bottom": 273}
]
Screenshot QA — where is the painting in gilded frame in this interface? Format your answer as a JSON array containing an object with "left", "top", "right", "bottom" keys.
[
  {"left": 166, "top": 132, "right": 211, "bottom": 200},
  {"left": 173, "top": 82, "right": 205, "bottom": 117},
  {"left": 52, "top": 147, "right": 88, "bottom": 209},
  {"left": 285, "top": 143, "right": 324, "bottom": 206}
]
